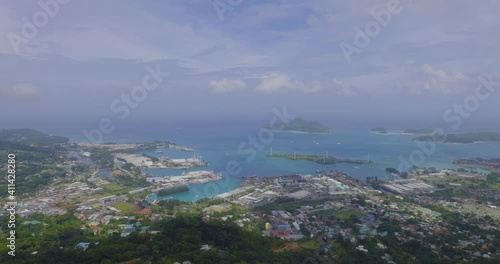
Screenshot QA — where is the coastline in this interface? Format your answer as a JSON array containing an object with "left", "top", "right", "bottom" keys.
[
  {"left": 60, "top": 129, "right": 500, "bottom": 202},
  {"left": 370, "top": 131, "right": 418, "bottom": 136},
  {"left": 270, "top": 129, "right": 331, "bottom": 135},
  {"left": 147, "top": 171, "right": 223, "bottom": 191},
  {"left": 412, "top": 139, "right": 500, "bottom": 144}
]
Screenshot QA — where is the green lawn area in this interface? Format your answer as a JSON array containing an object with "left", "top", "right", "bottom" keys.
[
  {"left": 299, "top": 240, "right": 320, "bottom": 250},
  {"left": 103, "top": 183, "right": 123, "bottom": 191},
  {"left": 332, "top": 210, "right": 365, "bottom": 220},
  {"left": 99, "top": 193, "right": 114, "bottom": 198},
  {"left": 113, "top": 203, "right": 138, "bottom": 212}
]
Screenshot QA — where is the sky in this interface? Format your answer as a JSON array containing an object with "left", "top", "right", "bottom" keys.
[{"left": 1, "top": 0, "right": 499, "bottom": 128}]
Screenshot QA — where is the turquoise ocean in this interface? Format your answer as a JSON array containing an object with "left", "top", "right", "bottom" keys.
[{"left": 19, "top": 115, "right": 500, "bottom": 202}]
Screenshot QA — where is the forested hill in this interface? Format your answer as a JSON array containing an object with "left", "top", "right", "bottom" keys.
[
  {"left": 0, "top": 129, "right": 69, "bottom": 197},
  {"left": 0, "top": 215, "right": 315, "bottom": 264},
  {"left": 0, "top": 128, "right": 69, "bottom": 146}
]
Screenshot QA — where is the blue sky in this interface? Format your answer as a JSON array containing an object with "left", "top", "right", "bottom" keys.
[{"left": 1, "top": 0, "right": 499, "bottom": 122}]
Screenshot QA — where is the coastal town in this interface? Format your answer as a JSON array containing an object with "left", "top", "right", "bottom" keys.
[
  {"left": 1, "top": 129, "right": 499, "bottom": 263},
  {"left": 3, "top": 0, "right": 500, "bottom": 262},
  {"left": 3, "top": 161, "right": 500, "bottom": 262}
]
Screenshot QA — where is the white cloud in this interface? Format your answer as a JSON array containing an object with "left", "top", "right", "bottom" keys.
[
  {"left": 0, "top": 83, "right": 41, "bottom": 100},
  {"left": 254, "top": 72, "right": 322, "bottom": 94},
  {"left": 333, "top": 79, "right": 358, "bottom": 97},
  {"left": 1, "top": 0, "right": 499, "bottom": 107},
  {"left": 13, "top": 83, "right": 41, "bottom": 97},
  {"left": 209, "top": 78, "right": 246, "bottom": 94},
  {"left": 417, "top": 64, "right": 473, "bottom": 95}
]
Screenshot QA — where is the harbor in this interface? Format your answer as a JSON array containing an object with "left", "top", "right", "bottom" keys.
[{"left": 147, "top": 170, "right": 223, "bottom": 190}]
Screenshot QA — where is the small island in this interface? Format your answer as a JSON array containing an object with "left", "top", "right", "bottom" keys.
[
  {"left": 413, "top": 132, "right": 500, "bottom": 144},
  {"left": 270, "top": 117, "right": 330, "bottom": 134},
  {"left": 403, "top": 129, "right": 432, "bottom": 135},
  {"left": 266, "top": 153, "right": 372, "bottom": 165},
  {"left": 371, "top": 128, "right": 433, "bottom": 135},
  {"left": 371, "top": 127, "right": 387, "bottom": 134}
]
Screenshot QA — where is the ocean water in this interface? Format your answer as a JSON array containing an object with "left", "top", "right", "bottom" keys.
[
  {"left": 11, "top": 115, "right": 500, "bottom": 202},
  {"left": 143, "top": 129, "right": 499, "bottom": 202}
]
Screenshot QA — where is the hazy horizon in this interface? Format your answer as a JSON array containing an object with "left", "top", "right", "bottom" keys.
[
  {"left": 1, "top": 0, "right": 499, "bottom": 126},
  {"left": 1, "top": 2, "right": 500, "bottom": 263},
  {"left": 2, "top": 113, "right": 500, "bottom": 140}
]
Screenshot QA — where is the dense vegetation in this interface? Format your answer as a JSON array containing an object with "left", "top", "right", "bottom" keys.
[
  {"left": 157, "top": 186, "right": 189, "bottom": 197},
  {"left": 88, "top": 149, "right": 114, "bottom": 168},
  {"left": 0, "top": 133, "right": 68, "bottom": 197},
  {"left": 0, "top": 214, "right": 315, "bottom": 264},
  {"left": 0, "top": 128, "right": 69, "bottom": 146}
]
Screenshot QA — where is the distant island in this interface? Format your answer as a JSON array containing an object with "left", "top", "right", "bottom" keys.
[
  {"left": 270, "top": 117, "right": 330, "bottom": 134},
  {"left": 403, "top": 129, "right": 432, "bottom": 134},
  {"left": 413, "top": 132, "right": 500, "bottom": 144},
  {"left": 371, "top": 127, "right": 387, "bottom": 134},
  {"left": 371, "top": 128, "right": 433, "bottom": 135},
  {"left": 266, "top": 153, "right": 372, "bottom": 165}
]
